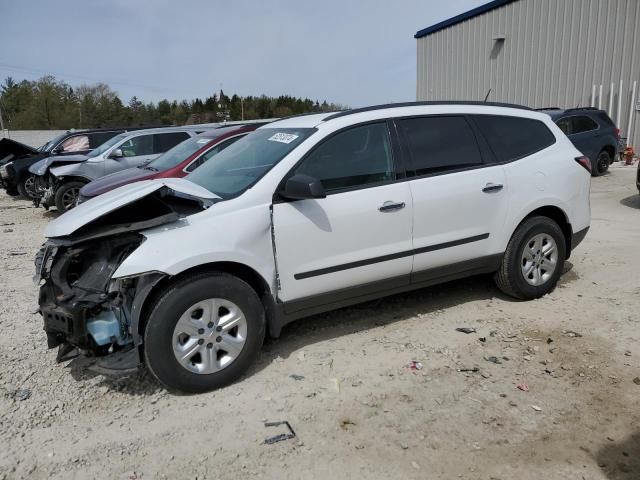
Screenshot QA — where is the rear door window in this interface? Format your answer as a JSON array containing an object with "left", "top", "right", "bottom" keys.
[
  {"left": 472, "top": 115, "right": 556, "bottom": 163},
  {"left": 89, "top": 131, "right": 123, "bottom": 148},
  {"left": 571, "top": 116, "right": 599, "bottom": 134},
  {"left": 397, "top": 116, "right": 483, "bottom": 176},
  {"left": 154, "top": 132, "right": 190, "bottom": 153}
]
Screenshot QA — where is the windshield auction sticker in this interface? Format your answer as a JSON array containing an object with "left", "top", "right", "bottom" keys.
[{"left": 268, "top": 133, "right": 299, "bottom": 144}]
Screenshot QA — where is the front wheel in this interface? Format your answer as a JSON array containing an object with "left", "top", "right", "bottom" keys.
[
  {"left": 494, "top": 216, "right": 566, "bottom": 300},
  {"left": 144, "top": 272, "right": 266, "bottom": 393},
  {"left": 54, "top": 180, "right": 85, "bottom": 213},
  {"left": 17, "top": 175, "right": 38, "bottom": 199}
]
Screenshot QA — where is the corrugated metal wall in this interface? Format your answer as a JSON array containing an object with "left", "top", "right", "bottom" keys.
[{"left": 417, "top": 0, "right": 640, "bottom": 146}]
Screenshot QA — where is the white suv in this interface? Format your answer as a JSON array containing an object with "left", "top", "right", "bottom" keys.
[{"left": 36, "top": 102, "right": 591, "bottom": 392}]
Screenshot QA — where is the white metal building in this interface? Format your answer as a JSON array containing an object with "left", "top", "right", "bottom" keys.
[{"left": 415, "top": 0, "right": 640, "bottom": 146}]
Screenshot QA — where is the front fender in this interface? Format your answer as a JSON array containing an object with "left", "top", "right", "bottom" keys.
[{"left": 113, "top": 204, "right": 276, "bottom": 293}]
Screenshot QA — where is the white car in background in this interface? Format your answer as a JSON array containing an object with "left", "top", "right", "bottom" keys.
[{"left": 36, "top": 102, "right": 591, "bottom": 393}]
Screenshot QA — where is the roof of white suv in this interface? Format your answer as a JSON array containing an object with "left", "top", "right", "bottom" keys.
[{"left": 263, "top": 101, "right": 538, "bottom": 130}]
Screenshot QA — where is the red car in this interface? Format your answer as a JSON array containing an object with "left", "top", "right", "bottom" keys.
[{"left": 78, "top": 123, "right": 266, "bottom": 201}]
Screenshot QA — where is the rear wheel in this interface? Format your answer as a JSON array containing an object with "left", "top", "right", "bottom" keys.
[
  {"left": 494, "top": 216, "right": 566, "bottom": 300},
  {"left": 17, "top": 175, "right": 38, "bottom": 199},
  {"left": 144, "top": 272, "right": 266, "bottom": 393},
  {"left": 593, "top": 150, "right": 611, "bottom": 176},
  {"left": 54, "top": 180, "right": 85, "bottom": 213}
]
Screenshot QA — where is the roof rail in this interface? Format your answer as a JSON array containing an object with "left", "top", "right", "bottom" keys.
[
  {"left": 323, "top": 101, "right": 532, "bottom": 121},
  {"left": 535, "top": 107, "right": 562, "bottom": 111},
  {"left": 564, "top": 107, "right": 599, "bottom": 112}
]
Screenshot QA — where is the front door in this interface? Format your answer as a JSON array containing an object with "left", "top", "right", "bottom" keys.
[
  {"left": 105, "top": 133, "right": 156, "bottom": 175},
  {"left": 272, "top": 122, "right": 413, "bottom": 303}
]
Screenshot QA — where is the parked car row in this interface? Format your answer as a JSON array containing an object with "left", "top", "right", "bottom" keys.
[
  {"left": 34, "top": 102, "right": 592, "bottom": 393},
  {"left": 1, "top": 127, "right": 135, "bottom": 198}
]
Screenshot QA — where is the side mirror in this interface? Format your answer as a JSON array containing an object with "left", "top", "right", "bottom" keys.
[
  {"left": 52, "top": 146, "right": 64, "bottom": 155},
  {"left": 279, "top": 174, "right": 326, "bottom": 200},
  {"left": 110, "top": 148, "right": 124, "bottom": 159}
]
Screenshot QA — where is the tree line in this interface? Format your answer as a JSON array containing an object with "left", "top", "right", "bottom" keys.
[{"left": 0, "top": 76, "right": 348, "bottom": 130}]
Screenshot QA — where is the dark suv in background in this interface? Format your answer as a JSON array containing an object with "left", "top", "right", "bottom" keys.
[
  {"left": 538, "top": 107, "right": 619, "bottom": 176},
  {"left": 0, "top": 128, "right": 140, "bottom": 198}
]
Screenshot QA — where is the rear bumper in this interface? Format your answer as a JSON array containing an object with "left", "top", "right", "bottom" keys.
[{"left": 571, "top": 226, "right": 589, "bottom": 251}]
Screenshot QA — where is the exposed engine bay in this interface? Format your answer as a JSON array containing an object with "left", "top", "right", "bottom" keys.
[{"left": 35, "top": 185, "right": 213, "bottom": 370}]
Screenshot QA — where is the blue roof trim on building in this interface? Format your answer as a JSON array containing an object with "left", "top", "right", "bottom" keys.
[{"left": 414, "top": 0, "right": 517, "bottom": 38}]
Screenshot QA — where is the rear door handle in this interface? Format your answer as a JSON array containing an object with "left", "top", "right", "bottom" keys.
[
  {"left": 379, "top": 201, "right": 406, "bottom": 212},
  {"left": 482, "top": 183, "right": 503, "bottom": 193}
]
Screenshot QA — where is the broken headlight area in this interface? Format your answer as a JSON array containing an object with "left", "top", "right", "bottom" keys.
[
  {"left": 37, "top": 234, "right": 144, "bottom": 363},
  {"left": 31, "top": 173, "right": 55, "bottom": 208}
]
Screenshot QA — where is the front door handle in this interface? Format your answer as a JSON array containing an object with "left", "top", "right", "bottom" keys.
[
  {"left": 379, "top": 201, "right": 406, "bottom": 212},
  {"left": 482, "top": 183, "right": 504, "bottom": 193}
]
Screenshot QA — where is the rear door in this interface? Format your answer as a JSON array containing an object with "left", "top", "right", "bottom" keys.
[
  {"left": 272, "top": 121, "right": 414, "bottom": 304},
  {"left": 396, "top": 115, "right": 508, "bottom": 282}
]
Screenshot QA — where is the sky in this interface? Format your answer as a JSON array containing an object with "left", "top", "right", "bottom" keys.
[{"left": 0, "top": 0, "right": 485, "bottom": 107}]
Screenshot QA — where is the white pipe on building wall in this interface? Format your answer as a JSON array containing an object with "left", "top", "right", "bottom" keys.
[
  {"left": 627, "top": 80, "right": 637, "bottom": 146},
  {"left": 591, "top": 85, "right": 596, "bottom": 107},
  {"left": 617, "top": 80, "right": 623, "bottom": 127},
  {"left": 609, "top": 83, "right": 614, "bottom": 115},
  {"left": 598, "top": 85, "right": 603, "bottom": 110}
]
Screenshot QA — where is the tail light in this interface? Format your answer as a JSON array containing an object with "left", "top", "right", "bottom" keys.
[
  {"left": 615, "top": 128, "right": 621, "bottom": 139},
  {"left": 575, "top": 156, "right": 592, "bottom": 173}
]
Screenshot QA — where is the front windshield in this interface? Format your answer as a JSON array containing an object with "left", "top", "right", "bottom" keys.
[
  {"left": 187, "top": 128, "right": 314, "bottom": 199},
  {"left": 147, "top": 136, "right": 212, "bottom": 171},
  {"left": 87, "top": 133, "right": 128, "bottom": 158}
]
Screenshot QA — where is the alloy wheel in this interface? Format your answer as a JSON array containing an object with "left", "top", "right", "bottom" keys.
[
  {"left": 23, "top": 175, "right": 38, "bottom": 198},
  {"left": 172, "top": 298, "right": 247, "bottom": 374},
  {"left": 61, "top": 187, "right": 80, "bottom": 211},
  {"left": 597, "top": 152, "right": 609, "bottom": 174},
  {"left": 520, "top": 233, "right": 558, "bottom": 286}
]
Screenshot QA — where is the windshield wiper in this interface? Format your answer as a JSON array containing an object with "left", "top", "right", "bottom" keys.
[{"left": 143, "top": 165, "right": 159, "bottom": 171}]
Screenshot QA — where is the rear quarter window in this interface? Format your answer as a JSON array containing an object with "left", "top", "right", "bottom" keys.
[{"left": 472, "top": 115, "right": 556, "bottom": 163}]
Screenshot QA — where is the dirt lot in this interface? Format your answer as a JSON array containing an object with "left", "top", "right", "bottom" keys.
[{"left": 0, "top": 165, "right": 639, "bottom": 480}]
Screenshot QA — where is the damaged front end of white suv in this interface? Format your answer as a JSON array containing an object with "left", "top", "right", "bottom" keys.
[{"left": 35, "top": 178, "right": 218, "bottom": 372}]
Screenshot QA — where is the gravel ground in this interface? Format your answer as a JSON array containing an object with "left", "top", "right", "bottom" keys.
[{"left": 1, "top": 165, "right": 639, "bottom": 480}]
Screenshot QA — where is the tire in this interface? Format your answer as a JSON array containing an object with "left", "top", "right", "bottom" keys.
[
  {"left": 54, "top": 180, "right": 85, "bottom": 213},
  {"left": 592, "top": 150, "right": 611, "bottom": 176},
  {"left": 17, "top": 175, "right": 38, "bottom": 199},
  {"left": 494, "top": 216, "right": 566, "bottom": 300},
  {"left": 143, "top": 272, "right": 266, "bottom": 393}
]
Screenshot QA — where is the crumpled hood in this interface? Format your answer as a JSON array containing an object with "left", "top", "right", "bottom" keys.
[
  {"left": 30, "top": 154, "right": 89, "bottom": 176},
  {"left": 45, "top": 177, "right": 220, "bottom": 239},
  {"left": 80, "top": 166, "right": 157, "bottom": 199},
  {"left": 0, "top": 138, "right": 39, "bottom": 165}
]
